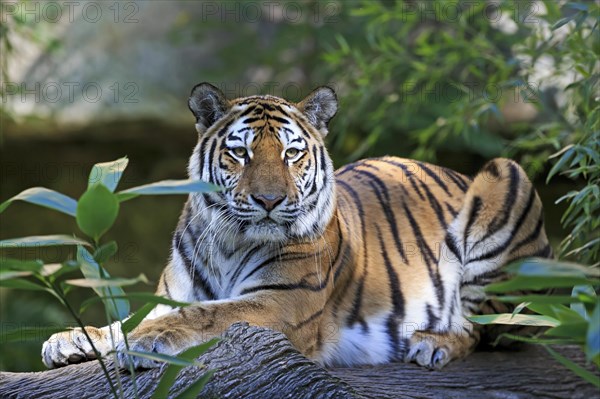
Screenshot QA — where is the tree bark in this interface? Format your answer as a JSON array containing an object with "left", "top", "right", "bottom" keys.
[{"left": 0, "top": 323, "right": 598, "bottom": 399}]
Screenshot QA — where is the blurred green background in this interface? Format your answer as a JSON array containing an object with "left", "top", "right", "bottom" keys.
[{"left": 1, "top": 0, "right": 598, "bottom": 371}]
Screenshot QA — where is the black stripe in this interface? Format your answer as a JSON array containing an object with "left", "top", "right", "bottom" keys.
[
  {"left": 353, "top": 168, "right": 409, "bottom": 264},
  {"left": 416, "top": 162, "right": 452, "bottom": 197},
  {"left": 331, "top": 217, "right": 348, "bottom": 282},
  {"left": 443, "top": 168, "right": 469, "bottom": 193},
  {"left": 464, "top": 196, "right": 483, "bottom": 253},
  {"left": 243, "top": 117, "right": 262, "bottom": 124},
  {"left": 376, "top": 226, "right": 405, "bottom": 361},
  {"left": 240, "top": 261, "right": 334, "bottom": 295},
  {"left": 216, "top": 118, "right": 235, "bottom": 137},
  {"left": 176, "top": 241, "right": 217, "bottom": 300},
  {"left": 163, "top": 275, "right": 173, "bottom": 299},
  {"left": 206, "top": 139, "right": 218, "bottom": 184},
  {"left": 239, "top": 105, "right": 256, "bottom": 117},
  {"left": 337, "top": 181, "right": 369, "bottom": 323},
  {"left": 229, "top": 246, "right": 261, "bottom": 286},
  {"left": 378, "top": 158, "right": 425, "bottom": 200},
  {"left": 418, "top": 180, "right": 447, "bottom": 229},
  {"left": 269, "top": 115, "right": 290, "bottom": 124},
  {"left": 444, "top": 233, "right": 463, "bottom": 264},
  {"left": 512, "top": 217, "right": 544, "bottom": 254},
  {"left": 482, "top": 163, "right": 520, "bottom": 241},
  {"left": 308, "top": 145, "right": 320, "bottom": 197},
  {"left": 241, "top": 252, "right": 320, "bottom": 283},
  {"left": 467, "top": 185, "right": 537, "bottom": 264},
  {"left": 294, "top": 309, "right": 323, "bottom": 329},
  {"left": 445, "top": 202, "right": 458, "bottom": 218},
  {"left": 426, "top": 303, "right": 440, "bottom": 330},
  {"left": 401, "top": 199, "right": 445, "bottom": 308}
]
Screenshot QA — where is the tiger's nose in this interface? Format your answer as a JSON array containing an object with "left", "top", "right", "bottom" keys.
[{"left": 251, "top": 194, "right": 286, "bottom": 212}]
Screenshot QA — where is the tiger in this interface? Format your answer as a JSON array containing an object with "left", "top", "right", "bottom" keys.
[{"left": 42, "top": 83, "right": 552, "bottom": 371}]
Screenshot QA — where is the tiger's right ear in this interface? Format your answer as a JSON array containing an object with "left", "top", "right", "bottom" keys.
[{"left": 188, "top": 83, "right": 231, "bottom": 133}]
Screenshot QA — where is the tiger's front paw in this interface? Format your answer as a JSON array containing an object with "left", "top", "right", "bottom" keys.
[
  {"left": 404, "top": 330, "right": 476, "bottom": 370},
  {"left": 116, "top": 320, "right": 196, "bottom": 370},
  {"left": 42, "top": 326, "right": 113, "bottom": 369},
  {"left": 405, "top": 332, "right": 451, "bottom": 370}
]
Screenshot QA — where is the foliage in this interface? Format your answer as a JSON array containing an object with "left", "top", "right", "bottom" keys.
[
  {"left": 0, "top": 157, "right": 219, "bottom": 398},
  {"left": 469, "top": 258, "right": 600, "bottom": 388},
  {"left": 327, "top": 0, "right": 599, "bottom": 385}
]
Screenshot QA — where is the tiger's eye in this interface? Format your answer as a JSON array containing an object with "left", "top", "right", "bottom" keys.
[
  {"left": 285, "top": 148, "right": 300, "bottom": 158},
  {"left": 232, "top": 147, "right": 247, "bottom": 158}
]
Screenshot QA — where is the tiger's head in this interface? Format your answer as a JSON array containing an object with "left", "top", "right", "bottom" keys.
[{"left": 187, "top": 83, "right": 338, "bottom": 244}]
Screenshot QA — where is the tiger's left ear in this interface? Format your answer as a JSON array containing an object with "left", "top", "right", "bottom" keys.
[
  {"left": 188, "top": 82, "right": 231, "bottom": 134},
  {"left": 297, "top": 86, "right": 338, "bottom": 136}
]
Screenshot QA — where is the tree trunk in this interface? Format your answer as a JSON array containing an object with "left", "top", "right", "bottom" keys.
[{"left": 0, "top": 323, "right": 597, "bottom": 399}]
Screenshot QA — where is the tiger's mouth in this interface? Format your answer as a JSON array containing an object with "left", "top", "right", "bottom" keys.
[{"left": 242, "top": 218, "right": 288, "bottom": 243}]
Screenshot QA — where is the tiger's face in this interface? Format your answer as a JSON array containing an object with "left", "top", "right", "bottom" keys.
[{"left": 187, "top": 83, "right": 338, "bottom": 244}]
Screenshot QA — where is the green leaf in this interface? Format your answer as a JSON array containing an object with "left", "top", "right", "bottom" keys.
[
  {"left": 121, "top": 302, "right": 157, "bottom": 335},
  {"left": 173, "top": 370, "right": 215, "bottom": 399},
  {"left": 544, "top": 346, "right": 600, "bottom": 388},
  {"left": 506, "top": 258, "right": 600, "bottom": 278},
  {"left": 547, "top": 146, "right": 575, "bottom": 182},
  {"left": 93, "top": 241, "right": 118, "bottom": 264},
  {"left": 496, "top": 295, "right": 583, "bottom": 304},
  {"left": 65, "top": 274, "right": 148, "bottom": 288},
  {"left": 571, "top": 285, "right": 596, "bottom": 320},
  {"left": 79, "top": 293, "right": 189, "bottom": 315},
  {"left": 0, "top": 270, "right": 34, "bottom": 280},
  {"left": 486, "top": 258, "right": 600, "bottom": 293},
  {"left": 468, "top": 313, "right": 560, "bottom": 327},
  {"left": 76, "top": 184, "right": 119, "bottom": 241},
  {"left": 0, "top": 187, "right": 77, "bottom": 216},
  {"left": 1, "top": 326, "right": 68, "bottom": 343},
  {"left": 587, "top": 302, "right": 600, "bottom": 363},
  {"left": 551, "top": 15, "right": 576, "bottom": 30},
  {"left": 116, "top": 180, "right": 220, "bottom": 202},
  {"left": 77, "top": 246, "right": 129, "bottom": 320},
  {"left": 0, "top": 235, "right": 90, "bottom": 249},
  {"left": 152, "top": 340, "right": 218, "bottom": 399},
  {"left": 0, "top": 258, "right": 44, "bottom": 273},
  {"left": 492, "top": 332, "right": 581, "bottom": 346},
  {"left": 0, "top": 278, "right": 48, "bottom": 291},
  {"left": 544, "top": 323, "right": 587, "bottom": 342},
  {"left": 88, "top": 157, "right": 129, "bottom": 192}
]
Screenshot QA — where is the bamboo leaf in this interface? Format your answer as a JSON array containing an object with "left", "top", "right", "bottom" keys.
[
  {"left": 65, "top": 274, "right": 148, "bottom": 288},
  {"left": 93, "top": 241, "right": 118, "bottom": 264},
  {"left": 79, "top": 293, "right": 190, "bottom": 315},
  {"left": 88, "top": 157, "right": 129, "bottom": 192},
  {"left": 0, "top": 278, "right": 48, "bottom": 291},
  {"left": 0, "top": 187, "right": 77, "bottom": 216},
  {"left": 0, "top": 235, "right": 90, "bottom": 249},
  {"left": 468, "top": 313, "right": 560, "bottom": 327},
  {"left": 116, "top": 180, "right": 220, "bottom": 202},
  {"left": 152, "top": 339, "right": 218, "bottom": 399},
  {"left": 121, "top": 302, "right": 156, "bottom": 335},
  {"left": 587, "top": 302, "right": 600, "bottom": 363},
  {"left": 77, "top": 246, "right": 129, "bottom": 320},
  {"left": 544, "top": 346, "right": 600, "bottom": 388},
  {"left": 173, "top": 370, "right": 215, "bottom": 399}
]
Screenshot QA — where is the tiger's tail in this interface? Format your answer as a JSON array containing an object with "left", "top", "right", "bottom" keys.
[{"left": 443, "top": 158, "right": 553, "bottom": 344}]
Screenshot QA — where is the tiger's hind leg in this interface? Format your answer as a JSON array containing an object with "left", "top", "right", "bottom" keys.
[{"left": 405, "top": 158, "right": 552, "bottom": 369}]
